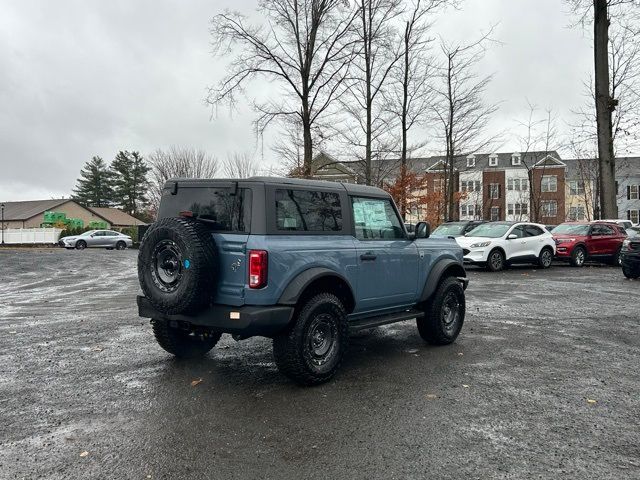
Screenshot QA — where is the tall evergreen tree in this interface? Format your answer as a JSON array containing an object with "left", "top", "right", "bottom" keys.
[
  {"left": 111, "top": 151, "right": 150, "bottom": 216},
  {"left": 72, "top": 156, "right": 114, "bottom": 207}
]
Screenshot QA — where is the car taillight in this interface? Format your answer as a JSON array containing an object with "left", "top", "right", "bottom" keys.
[{"left": 249, "top": 250, "right": 268, "bottom": 289}]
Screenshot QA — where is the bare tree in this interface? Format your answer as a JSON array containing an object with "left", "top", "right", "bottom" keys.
[
  {"left": 208, "top": 0, "right": 357, "bottom": 177},
  {"left": 271, "top": 115, "right": 329, "bottom": 176},
  {"left": 147, "top": 146, "right": 219, "bottom": 215},
  {"left": 384, "top": 0, "right": 448, "bottom": 218},
  {"left": 339, "top": 0, "right": 404, "bottom": 185},
  {"left": 566, "top": 0, "right": 640, "bottom": 218},
  {"left": 431, "top": 29, "right": 500, "bottom": 221},
  {"left": 515, "top": 102, "right": 561, "bottom": 222},
  {"left": 222, "top": 152, "right": 261, "bottom": 178}
]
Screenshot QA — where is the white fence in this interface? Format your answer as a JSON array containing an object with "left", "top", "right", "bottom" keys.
[{"left": 1, "top": 228, "right": 63, "bottom": 244}]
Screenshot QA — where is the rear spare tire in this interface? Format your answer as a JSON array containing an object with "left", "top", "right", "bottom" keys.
[{"left": 138, "top": 217, "right": 218, "bottom": 314}]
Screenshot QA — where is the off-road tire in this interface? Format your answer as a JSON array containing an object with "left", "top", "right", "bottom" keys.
[
  {"left": 570, "top": 246, "right": 586, "bottom": 267},
  {"left": 417, "top": 277, "right": 465, "bottom": 345},
  {"left": 138, "top": 217, "right": 218, "bottom": 314},
  {"left": 622, "top": 265, "right": 640, "bottom": 279},
  {"left": 76, "top": 240, "right": 87, "bottom": 250},
  {"left": 152, "top": 320, "right": 221, "bottom": 358},
  {"left": 115, "top": 241, "right": 127, "bottom": 250},
  {"left": 537, "top": 247, "right": 554, "bottom": 269},
  {"left": 486, "top": 249, "right": 505, "bottom": 272},
  {"left": 273, "top": 293, "right": 348, "bottom": 386}
]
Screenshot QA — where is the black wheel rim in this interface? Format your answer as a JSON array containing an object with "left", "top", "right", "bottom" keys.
[
  {"left": 575, "top": 249, "right": 585, "bottom": 266},
  {"left": 441, "top": 291, "right": 461, "bottom": 334},
  {"left": 490, "top": 252, "right": 502, "bottom": 270},
  {"left": 77, "top": 241, "right": 86, "bottom": 250},
  {"left": 117, "top": 242, "right": 125, "bottom": 250},
  {"left": 542, "top": 250, "right": 552, "bottom": 267},
  {"left": 305, "top": 314, "right": 338, "bottom": 367},
  {"left": 151, "top": 240, "right": 184, "bottom": 293}
]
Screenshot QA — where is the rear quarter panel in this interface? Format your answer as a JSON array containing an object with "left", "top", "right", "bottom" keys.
[
  {"left": 243, "top": 235, "right": 358, "bottom": 306},
  {"left": 414, "top": 236, "right": 465, "bottom": 297}
]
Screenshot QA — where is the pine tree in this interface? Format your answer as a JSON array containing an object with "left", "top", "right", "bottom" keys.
[
  {"left": 72, "top": 156, "right": 114, "bottom": 207},
  {"left": 111, "top": 151, "right": 150, "bottom": 216}
]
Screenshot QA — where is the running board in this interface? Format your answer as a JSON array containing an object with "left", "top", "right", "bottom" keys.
[{"left": 349, "top": 309, "right": 424, "bottom": 332}]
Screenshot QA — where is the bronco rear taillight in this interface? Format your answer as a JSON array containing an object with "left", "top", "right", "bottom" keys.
[{"left": 249, "top": 250, "right": 268, "bottom": 289}]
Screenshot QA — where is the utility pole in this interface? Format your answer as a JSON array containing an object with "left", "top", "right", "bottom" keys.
[
  {"left": 1, "top": 203, "right": 5, "bottom": 244},
  {"left": 593, "top": 0, "right": 618, "bottom": 219}
]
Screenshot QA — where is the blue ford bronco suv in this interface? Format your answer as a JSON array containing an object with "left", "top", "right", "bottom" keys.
[{"left": 137, "top": 177, "right": 468, "bottom": 385}]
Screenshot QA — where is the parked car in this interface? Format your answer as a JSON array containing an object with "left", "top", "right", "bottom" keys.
[
  {"left": 552, "top": 222, "right": 626, "bottom": 267},
  {"left": 626, "top": 226, "right": 640, "bottom": 238},
  {"left": 595, "top": 219, "right": 634, "bottom": 230},
  {"left": 621, "top": 236, "right": 640, "bottom": 279},
  {"left": 59, "top": 230, "right": 133, "bottom": 250},
  {"left": 137, "top": 177, "right": 469, "bottom": 385},
  {"left": 455, "top": 222, "right": 556, "bottom": 271},
  {"left": 431, "top": 220, "right": 486, "bottom": 238}
]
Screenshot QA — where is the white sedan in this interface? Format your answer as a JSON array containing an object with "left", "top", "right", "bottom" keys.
[{"left": 455, "top": 222, "right": 556, "bottom": 271}]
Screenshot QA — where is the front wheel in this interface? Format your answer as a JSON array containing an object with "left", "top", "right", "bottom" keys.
[
  {"left": 570, "top": 246, "right": 586, "bottom": 267},
  {"left": 76, "top": 240, "right": 87, "bottom": 250},
  {"left": 538, "top": 247, "right": 553, "bottom": 269},
  {"left": 273, "top": 293, "right": 348, "bottom": 386},
  {"left": 486, "top": 249, "right": 505, "bottom": 272},
  {"left": 152, "top": 320, "right": 221, "bottom": 358},
  {"left": 622, "top": 265, "right": 640, "bottom": 279},
  {"left": 417, "top": 277, "right": 465, "bottom": 345}
]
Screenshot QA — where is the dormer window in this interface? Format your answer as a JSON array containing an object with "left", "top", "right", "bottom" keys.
[
  {"left": 466, "top": 155, "right": 476, "bottom": 167},
  {"left": 489, "top": 154, "right": 498, "bottom": 167},
  {"left": 511, "top": 153, "right": 521, "bottom": 166}
]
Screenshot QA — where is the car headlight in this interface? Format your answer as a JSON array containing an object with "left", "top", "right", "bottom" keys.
[
  {"left": 623, "top": 239, "right": 630, "bottom": 247},
  {"left": 470, "top": 241, "right": 491, "bottom": 248}
]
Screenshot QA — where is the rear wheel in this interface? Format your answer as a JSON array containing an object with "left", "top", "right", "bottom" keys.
[
  {"left": 537, "top": 247, "right": 553, "bottom": 269},
  {"left": 115, "top": 241, "right": 127, "bottom": 250},
  {"left": 570, "top": 246, "right": 586, "bottom": 267},
  {"left": 609, "top": 248, "right": 622, "bottom": 266},
  {"left": 76, "top": 240, "right": 87, "bottom": 250},
  {"left": 417, "top": 277, "right": 465, "bottom": 345},
  {"left": 486, "top": 249, "right": 505, "bottom": 272},
  {"left": 152, "top": 320, "right": 221, "bottom": 358},
  {"left": 273, "top": 293, "right": 348, "bottom": 386}
]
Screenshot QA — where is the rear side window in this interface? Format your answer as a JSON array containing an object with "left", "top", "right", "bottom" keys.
[
  {"left": 159, "top": 187, "right": 251, "bottom": 232},
  {"left": 275, "top": 189, "right": 343, "bottom": 232},
  {"left": 525, "top": 225, "right": 544, "bottom": 237}
]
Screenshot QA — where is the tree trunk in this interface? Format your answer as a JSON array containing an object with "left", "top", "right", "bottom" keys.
[
  {"left": 594, "top": 0, "right": 617, "bottom": 219},
  {"left": 302, "top": 101, "right": 313, "bottom": 177},
  {"left": 399, "top": 23, "right": 410, "bottom": 219}
]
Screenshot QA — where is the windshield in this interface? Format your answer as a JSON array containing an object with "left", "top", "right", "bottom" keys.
[
  {"left": 431, "top": 223, "right": 465, "bottom": 236},
  {"left": 552, "top": 224, "right": 590, "bottom": 235},
  {"left": 466, "top": 223, "right": 511, "bottom": 238}
]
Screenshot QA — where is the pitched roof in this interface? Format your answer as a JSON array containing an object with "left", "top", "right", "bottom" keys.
[
  {"left": 0, "top": 199, "right": 70, "bottom": 221},
  {"left": 87, "top": 207, "right": 146, "bottom": 226}
]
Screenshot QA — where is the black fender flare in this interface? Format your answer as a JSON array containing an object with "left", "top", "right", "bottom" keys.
[
  {"left": 278, "top": 267, "right": 355, "bottom": 306},
  {"left": 419, "top": 259, "right": 467, "bottom": 303}
]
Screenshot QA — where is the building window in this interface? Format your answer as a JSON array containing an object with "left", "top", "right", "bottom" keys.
[
  {"left": 467, "top": 155, "right": 476, "bottom": 167},
  {"left": 489, "top": 183, "right": 500, "bottom": 199},
  {"left": 507, "top": 178, "right": 529, "bottom": 191},
  {"left": 490, "top": 206, "right": 500, "bottom": 221},
  {"left": 541, "top": 175, "right": 557, "bottom": 193},
  {"left": 569, "top": 180, "right": 585, "bottom": 196},
  {"left": 569, "top": 206, "right": 586, "bottom": 221},
  {"left": 460, "top": 205, "right": 467, "bottom": 217},
  {"left": 629, "top": 185, "right": 639, "bottom": 200},
  {"left": 511, "top": 153, "right": 521, "bottom": 166},
  {"left": 541, "top": 200, "right": 558, "bottom": 217},
  {"left": 489, "top": 155, "right": 498, "bottom": 167},
  {"left": 460, "top": 180, "right": 481, "bottom": 192},
  {"left": 433, "top": 178, "right": 444, "bottom": 193},
  {"left": 507, "top": 203, "right": 528, "bottom": 216},
  {"left": 628, "top": 210, "right": 639, "bottom": 224}
]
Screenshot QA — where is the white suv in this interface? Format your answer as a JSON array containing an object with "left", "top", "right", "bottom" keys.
[{"left": 455, "top": 222, "right": 556, "bottom": 272}]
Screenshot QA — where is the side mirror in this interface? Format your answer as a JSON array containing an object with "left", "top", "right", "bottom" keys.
[
  {"left": 507, "top": 234, "right": 518, "bottom": 240},
  {"left": 415, "top": 221, "right": 431, "bottom": 239}
]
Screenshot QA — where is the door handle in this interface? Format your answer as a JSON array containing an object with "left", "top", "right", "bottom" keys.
[{"left": 360, "top": 252, "right": 377, "bottom": 261}]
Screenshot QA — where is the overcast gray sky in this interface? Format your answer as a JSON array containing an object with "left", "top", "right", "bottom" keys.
[{"left": 0, "top": 0, "right": 594, "bottom": 201}]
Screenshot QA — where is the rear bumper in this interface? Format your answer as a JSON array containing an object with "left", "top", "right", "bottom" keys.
[{"left": 137, "top": 296, "right": 294, "bottom": 338}]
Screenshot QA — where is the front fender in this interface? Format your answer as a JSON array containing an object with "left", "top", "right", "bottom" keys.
[{"left": 419, "top": 258, "right": 467, "bottom": 303}]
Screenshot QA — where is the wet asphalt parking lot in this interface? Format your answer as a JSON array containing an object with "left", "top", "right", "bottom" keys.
[{"left": 0, "top": 248, "right": 639, "bottom": 480}]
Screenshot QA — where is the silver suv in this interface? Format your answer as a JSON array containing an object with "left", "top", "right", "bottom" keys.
[{"left": 59, "top": 230, "right": 133, "bottom": 250}]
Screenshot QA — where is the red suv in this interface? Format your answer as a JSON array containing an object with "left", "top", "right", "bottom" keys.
[{"left": 552, "top": 222, "right": 627, "bottom": 267}]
